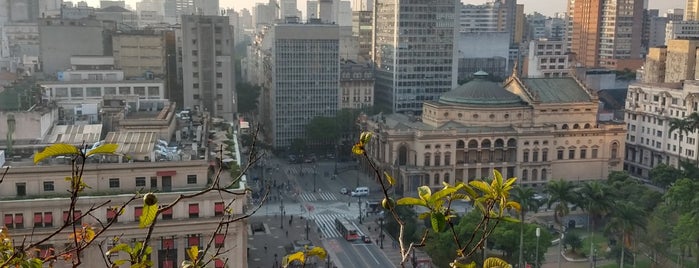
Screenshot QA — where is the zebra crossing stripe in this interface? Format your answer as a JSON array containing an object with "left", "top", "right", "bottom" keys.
[
  {"left": 299, "top": 193, "right": 317, "bottom": 202},
  {"left": 311, "top": 214, "right": 344, "bottom": 238}
]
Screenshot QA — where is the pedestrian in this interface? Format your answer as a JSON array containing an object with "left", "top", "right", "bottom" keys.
[
  {"left": 285, "top": 230, "right": 288, "bottom": 237},
  {"left": 290, "top": 215, "right": 293, "bottom": 224},
  {"left": 288, "top": 218, "right": 292, "bottom": 225},
  {"left": 264, "top": 243, "right": 268, "bottom": 253}
]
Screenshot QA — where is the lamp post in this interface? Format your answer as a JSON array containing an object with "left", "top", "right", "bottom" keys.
[
  {"left": 334, "top": 144, "right": 338, "bottom": 175},
  {"left": 305, "top": 218, "right": 309, "bottom": 240},
  {"left": 358, "top": 196, "right": 362, "bottom": 224},
  {"left": 379, "top": 216, "right": 385, "bottom": 249},
  {"left": 534, "top": 227, "right": 541, "bottom": 267},
  {"left": 313, "top": 166, "right": 317, "bottom": 193}
]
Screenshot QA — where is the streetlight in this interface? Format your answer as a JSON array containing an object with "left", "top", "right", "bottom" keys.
[
  {"left": 280, "top": 196, "right": 284, "bottom": 229},
  {"left": 379, "top": 216, "right": 385, "bottom": 249},
  {"left": 305, "top": 218, "right": 309, "bottom": 240},
  {"left": 358, "top": 196, "right": 362, "bottom": 224},
  {"left": 334, "top": 144, "right": 338, "bottom": 175},
  {"left": 313, "top": 166, "right": 317, "bottom": 193},
  {"left": 534, "top": 227, "right": 541, "bottom": 267}
]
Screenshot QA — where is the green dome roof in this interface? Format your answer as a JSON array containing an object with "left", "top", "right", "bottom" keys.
[{"left": 440, "top": 73, "right": 524, "bottom": 106}]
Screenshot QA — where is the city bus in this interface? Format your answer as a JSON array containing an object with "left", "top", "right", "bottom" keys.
[{"left": 335, "top": 217, "right": 359, "bottom": 241}]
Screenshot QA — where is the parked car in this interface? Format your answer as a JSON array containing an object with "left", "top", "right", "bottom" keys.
[
  {"left": 340, "top": 187, "right": 348, "bottom": 195},
  {"left": 362, "top": 235, "right": 372, "bottom": 243},
  {"left": 351, "top": 187, "right": 369, "bottom": 197}
]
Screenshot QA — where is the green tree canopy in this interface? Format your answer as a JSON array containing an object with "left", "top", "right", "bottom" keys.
[{"left": 235, "top": 82, "right": 261, "bottom": 114}]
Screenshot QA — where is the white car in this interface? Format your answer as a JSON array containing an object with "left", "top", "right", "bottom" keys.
[{"left": 340, "top": 187, "right": 348, "bottom": 195}]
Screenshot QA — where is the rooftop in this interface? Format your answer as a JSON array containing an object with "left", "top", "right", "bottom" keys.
[
  {"left": 373, "top": 113, "right": 516, "bottom": 133},
  {"left": 521, "top": 78, "right": 591, "bottom": 103},
  {"left": 104, "top": 131, "right": 157, "bottom": 156},
  {"left": 39, "top": 79, "right": 164, "bottom": 85},
  {"left": 440, "top": 73, "right": 525, "bottom": 106},
  {"left": 43, "top": 124, "right": 102, "bottom": 145}
]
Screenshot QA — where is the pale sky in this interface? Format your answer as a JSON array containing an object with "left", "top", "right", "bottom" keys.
[{"left": 84, "top": 0, "right": 685, "bottom": 17}]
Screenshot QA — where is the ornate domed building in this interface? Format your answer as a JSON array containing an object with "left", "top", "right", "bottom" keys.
[{"left": 361, "top": 71, "right": 626, "bottom": 193}]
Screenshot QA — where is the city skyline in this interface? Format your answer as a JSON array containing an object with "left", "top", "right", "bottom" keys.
[{"left": 82, "top": 0, "right": 685, "bottom": 17}]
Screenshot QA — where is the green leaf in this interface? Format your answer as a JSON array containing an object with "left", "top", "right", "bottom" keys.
[
  {"left": 139, "top": 204, "right": 158, "bottom": 228},
  {"left": 498, "top": 216, "right": 520, "bottom": 223},
  {"left": 106, "top": 243, "right": 131, "bottom": 255},
  {"left": 396, "top": 197, "right": 426, "bottom": 207},
  {"left": 384, "top": 171, "right": 396, "bottom": 185},
  {"left": 86, "top": 143, "right": 119, "bottom": 157},
  {"left": 418, "top": 212, "right": 431, "bottom": 220},
  {"left": 451, "top": 261, "right": 477, "bottom": 268},
  {"left": 33, "top": 143, "right": 79, "bottom": 164},
  {"left": 186, "top": 246, "right": 199, "bottom": 262},
  {"left": 483, "top": 257, "right": 512, "bottom": 268},
  {"left": 430, "top": 187, "right": 457, "bottom": 204},
  {"left": 112, "top": 260, "right": 127, "bottom": 266},
  {"left": 430, "top": 212, "right": 446, "bottom": 232},
  {"left": 359, "top": 131, "right": 373, "bottom": 144},
  {"left": 418, "top": 186, "right": 432, "bottom": 201},
  {"left": 469, "top": 181, "right": 492, "bottom": 195}
]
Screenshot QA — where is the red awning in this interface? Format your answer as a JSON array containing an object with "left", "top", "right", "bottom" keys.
[
  {"left": 214, "top": 234, "right": 225, "bottom": 245},
  {"left": 44, "top": 212, "right": 52, "bottom": 224},
  {"left": 107, "top": 209, "right": 117, "bottom": 219},
  {"left": 14, "top": 214, "right": 23, "bottom": 224},
  {"left": 162, "top": 207, "right": 173, "bottom": 215},
  {"left": 188, "top": 204, "right": 199, "bottom": 214},
  {"left": 34, "top": 213, "right": 42, "bottom": 225},
  {"left": 156, "top": 171, "right": 176, "bottom": 176},
  {"left": 4, "top": 214, "right": 12, "bottom": 225},
  {"left": 188, "top": 236, "right": 199, "bottom": 247},
  {"left": 134, "top": 207, "right": 143, "bottom": 219},
  {"left": 215, "top": 259, "right": 224, "bottom": 268},
  {"left": 214, "top": 202, "right": 224, "bottom": 213},
  {"left": 162, "top": 238, "right": 174, "bottom": 249}
]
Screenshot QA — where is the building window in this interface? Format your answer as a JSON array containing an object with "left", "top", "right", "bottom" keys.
[
  {"left": 13, "top": 214, "right": 23, "bottom": 229},
  {"left": 134, "top": 207, "right": 143, "bottom": 222},
  {"left": 568, "top": 149, "right": 575, "bottom": 159},
  {"left": 107, "top": 208, "right": 118, "bottom": 223},
  {"left": 523, "top": 151, "right": 529, "bottom": 162},
  {"left": 150, "top": 177, "right": 157, "bottom": 189},
  {"left": 580, "top": 149, "right": 587, "bottom": 159},
  {"left": 16, "top": 183, "right": 26, "bottom": 196},
  {"left": 522, "top": 169, "right": 528, "bottom": 181},
  {"left": 434, "top": 154, "right": 441, "bottom": 166},
  {"left": 43, "top": 181, "right": 54, "bottom": 192},
  {"left": 109, "top": 178, "right": 120, "bottom": 188},
  {"left": 216, "top": 72, "right": 222, "bottom": 78},
  {"left": 542, "top": 149, "right": 548, "bottom": 162},
  {"left": 532, "top": 151, "right": 539, "bottom": 162},
  {"left": 193, "top": 94, "right": 200, "bottom": 99},
  {"left": 161, "top": 207, "right": 173, "bottom": 220},
  {"left": 611, "top": 143, "right": 619, "bottom": 159},
  {"left": 193, "top": 83, "right": 199, "bottom": 89},
  {"left": 424, "top": 154, "right": 431, "bottom": 166},
  {"left": 591, "top": 147, "right": 598, "bottom": 158},
  {"left": 136, "top": 177, "right": 146, "bottom": 187},
  {"left": 185, "top": 235, "right": 201, "bottom": 260},
  {"left": 433, "top": 173, "right": 440, "bottom": 185},
  {"left": 215, "top": 202, "right": 225, "bottom": 216},
  {"left": 63, "top": 210, "right": 81, "bottom": 225},
  {"left": 444, "top": 153, "right": 451, "bottom": 165},
  {"left": 187, "top": 175, "right": 197, "bottom": 184},
  {"left": 189, "top": 204, "right": 199, "bottom": 218},
  {"left": 557, "top": 149, "right": 564, "bottom": 160},
  {"left": 4, "top": 214, "right": 13, "bottom": 229},
  {"left": 215, "top": 234, "right": 225, "bottom": 248}
]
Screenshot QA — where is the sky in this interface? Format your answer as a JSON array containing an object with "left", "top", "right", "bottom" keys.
[{"left": 84, "top": 0, "right": 685, "bottom": 17}]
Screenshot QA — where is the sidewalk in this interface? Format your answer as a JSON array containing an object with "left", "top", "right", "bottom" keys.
[{"left": 247, "top": 214, "right": 324, "bottom": 268}]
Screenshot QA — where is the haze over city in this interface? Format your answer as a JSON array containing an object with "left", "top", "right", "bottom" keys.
[{"left": 82, "top": 0, "right": 686, "bottom": 16}]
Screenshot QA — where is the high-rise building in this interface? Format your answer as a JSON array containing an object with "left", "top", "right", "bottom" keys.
[
  {"left": 253, "top": 1, "right": 277, "bottom": 27},
  {"left": 163, "top": 0, "right": 218, "bottom": 23},
  {"left": 666, "top": 8, "right": 684, "bottom": 21},
  {"left": 112, "top": 30, "right": 167, "bottom": 78},
  {"left": 352, "top": 10, "right": 372, "bottom": 61},
  {"left": 39, "top": 17, "right": 107, "bottom": 74},
  {"left": 307, "top": 0, "right": 318, "bottom": 19},
  {"left": 686, "top": 0, "right": 699, "bottom": 21},
  {"left": 194, "top": 0, "right": 218, "bottom": 15},
  {"left": 179, "top": 15, "right": 237, "bottom": 121},
  {"left": 259, "top": 22, "right": 340, "bottom": 148},
  {"left": 373, "top": 0, "right": 458, "bottom": 114},
  {"left": 567, "top": 0, "right": 644, "bottom": 70},
  {"left": 280, "top": 0, "right": 297, "bottom": 19}
]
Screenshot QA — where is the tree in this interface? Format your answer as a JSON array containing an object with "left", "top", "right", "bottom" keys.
[
  {"left": 305, "top": 116, "right": 339, "bottom": 144},
  {"left": 235, "top": 82, "right": 261, "bottom": 114},
  {"left": 511, "top": 187, "right": 542, "bottom": 268},
  {"left": 605, "top": 202, "right": 647, "bottom": 268},
  {"left": 545, "top": 180, "right": 578, "bottom": 230},
  {"left": 649, "top": 163, "right": 683, "bottom": 189},
  {"left": 563, "top": 232, "right": 583, "bottom": 253}
]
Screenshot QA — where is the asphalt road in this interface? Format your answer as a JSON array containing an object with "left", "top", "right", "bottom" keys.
[{"left": 324, "top": 237, "right": 395, "bottom": 268}]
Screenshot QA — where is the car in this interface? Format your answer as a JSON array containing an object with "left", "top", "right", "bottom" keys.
[
  {"left": 350, "top": 186, "right": 369, "bottom": 197},
  {"left": 362, "top": 235, "right": 372, "bottom": 243},
  {"left": 340, "top": 187, "right": 348, "bottom": 195}
]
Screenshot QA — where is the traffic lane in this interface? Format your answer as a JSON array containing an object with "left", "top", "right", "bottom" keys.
[{"left": 328, "top": 237, "right": 395, "bottom": 268}]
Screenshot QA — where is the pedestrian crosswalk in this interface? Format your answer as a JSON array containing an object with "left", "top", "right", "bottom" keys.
[
  {"left": 298, "top": 192, "right": 338, "bottom": 202},
  {"left": 311, "top": 213, "right": 365, "bottom": 239},
  {"left": 286, "top": 166, "right": 316, "bottom": 175}
]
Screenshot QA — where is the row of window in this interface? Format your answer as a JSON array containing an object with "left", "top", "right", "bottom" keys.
[
  {"left": 40, "top": 175, "right": 198, "bottom": 192},
  {"left": 4, "top": 201, "right": 227, "bottom": 229}
]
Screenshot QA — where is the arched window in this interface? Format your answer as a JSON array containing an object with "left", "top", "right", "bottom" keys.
[
  {"left": 468, "top": 140, "right": 479, "bottom": 149},
  {"left": 584, "top": 123, "right": 591, "bottom": 129},
  {"left": 424, "top": 153, "right": 431, "bottom": 166},
  {"left": 444, "top": 152, "right": 451, "bottom": 165},
  {"left": 481, "top": 139, "right": 491, "bottom": 148},
  {"left": 456, "top": 140, "right": 465, "bottom": 148},
  {"left": 495, "top": 139, "right": 504, "bottom": 148},
  {"left": 507, "top": 138, "right": 517, "bottom": 147},
  {"left": 434, "top": 153, "right": 441, "bottom": 166},
  {"left": 532, "top": 169, "right": 538, "bottom": 181},
  {"left": 573, "top": 124, "right": 580, "bottom": 129},
  {"left": 541, "top": 169, "right": 547, "bottom": 180},
  {"left": 424, "top": 174, "right": 430, "bottom": 185},
  {"left": 398, "top": 145, "right": 408, "bottom": 165},
  {"left": 522, "top": 169, "right": 528, "bottom": 181},
  {"left": 562, "top": 124, "right": 569, "bottom": 129},
  {"left": 444, "top": 173, "right": 450, "bottom": 184},
  {"left": 434, "top": 173, "right": 440, "bottom": 185},
  {"left": 611, "top": 142, "right": 619, "bottom": 159}
]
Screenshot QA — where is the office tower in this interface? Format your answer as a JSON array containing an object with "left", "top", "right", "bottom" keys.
[
  {"left": 307, "top": 0, "right": 318, "bottom": 19},
  {"left": 280, "top": 0, "right": 297, "bottom": 19},
  {"left": 253, "top": 1, "right": 277, "bottom": 27},
  {"left": 194, "top": 0, "right": 218, "bottom": 15},
  {"left": 352, "top": 10, "right": 372, "bottom": 61},
  {"left": 39, "top": 17, "right": 106, "bottom": 74},
  {"left": 568, "top": 0, "right": 643, "bottom": 70},
  {"left": 261, "top": 22, "right": 340, "bottom": 148},
  {"left": 180, "top": 15, "right": 237, "bottom": 121},
  {"left": 687, "top": 0, "right": 699, "bottom": 21},
  {"left": 373, "top": 0, "right": 458, "bottom": 114}
]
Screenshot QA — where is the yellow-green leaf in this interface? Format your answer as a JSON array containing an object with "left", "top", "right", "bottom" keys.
[
  {"left": 352, "top": 143, "right": 364, "bottom": 155},
  {"left": 483, "top": 257, "right": 511, "bottom": 268},
  {"left": 307, "top": 246, "right": 327, "bottom": 260},
  {"left": 396, "top": 197, "right": 426, "bottom": 207},
  {"left": 86, "top": 143, "right": 118, "bottom": 157},
  {"left": 417, "top": 186, "right": 432, "bottom": 201},
  {"left": 106, "top": 243, "right": 131, "bottom": 256},
  {"left": 384, "top": 172, "right": 395, "bottom": 185},
  {"left": 359, "top": 131, "right": 373, "bottom": 144},
  {"left": 139, "top": 204, "right": 158, "bottom": 228},
  {"left": 186, "top": 246, "right": 199, "bottom": 262},
  {"left": 34, "top": 143, "right": 79, "bottom": 164},
  {"left": 84, "top": 226, "right": 95, "bottom": 242},
  {"left": 451, "top": 261, "right": 477, "bottom": 268},
  {"left": 112, "top": 259, "right": 127, "bottom": 266}
]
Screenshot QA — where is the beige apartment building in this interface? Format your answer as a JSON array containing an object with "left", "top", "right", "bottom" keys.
[
  {"left": 112, "top": 31, "right": 168, "bottom": 78},
  {"left": 360, "top": 71, "right": 626, "bottom": 194},
  {"left": 642, "top": 39, "right": 699, "bottom": 84},
  {"left": 340, "top": 60, "right": 374, "bottom": 110}
]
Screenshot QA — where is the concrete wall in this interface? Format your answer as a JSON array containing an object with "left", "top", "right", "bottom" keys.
[
  {"left": 112, "top": 33, "right": 167, "bottom": 78},
  {"left": 0, "top": 110, "right": 55, "bottom": 142},
  {"left": 39, "top": 19, "right": 105, "bottom": 75},
  {"left": 457, "top": 32, "right": 510, "bottom": 59},
  {"left": 664, "top": 39, "right": 699, "bottom": 83}
]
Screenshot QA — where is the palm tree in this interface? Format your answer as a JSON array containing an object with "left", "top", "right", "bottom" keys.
[
  {"left": 545, "top": 180, "right": 578, "bottom": 268},
  {"left": 578, "top": 181, "right": 616, "bottom": 266},
  {"left": 669, "top": 117, "right": 693, "bottom": 165},
  {"left": 605, "top": 202, "right": 647, "bottom": 268},
  {"left": 511, "top": 187, "right": 544, "bottom": 268}
]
